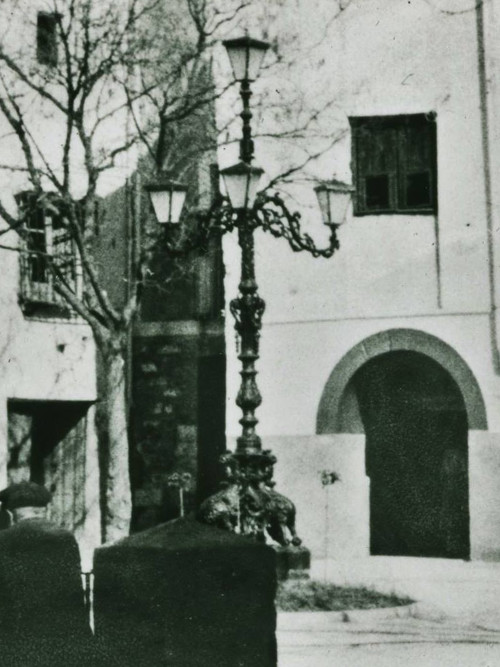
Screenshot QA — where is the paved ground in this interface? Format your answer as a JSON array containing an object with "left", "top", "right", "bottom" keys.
[
  {"left": 310, "top": 556, "right": 500, "bottom": 619},
  {"left": 278, "top": 613, "right": 500, "bottom": 666},
  {"left": 278, "top": 557, "right": 500, "bottom": 666}
]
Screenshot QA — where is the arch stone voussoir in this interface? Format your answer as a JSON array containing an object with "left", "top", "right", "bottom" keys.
[{"left": 317, "top": 328, "right": 488, "bottom": 433}]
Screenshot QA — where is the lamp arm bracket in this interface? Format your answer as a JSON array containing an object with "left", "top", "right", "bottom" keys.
[
  {"left": 162, "top": 197, "right": 237, "bottom": 255},
  {"left": 253, "top": 192, "right": 340, "bottom": 258},
  {"left": 161, "top": 192, "right": 340, "bottom": 259}
]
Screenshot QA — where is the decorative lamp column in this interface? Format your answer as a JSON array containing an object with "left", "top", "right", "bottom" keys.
[{"left": 146, "top": 36, "right": 354, "bottom": 565}]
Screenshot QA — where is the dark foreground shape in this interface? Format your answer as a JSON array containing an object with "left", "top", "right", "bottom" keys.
[
  {"left": 0, "top": 517, "right": 95, "bottom": 667},
  {"left": 93, "top": 518, "right": 277, "bottom": 667}
]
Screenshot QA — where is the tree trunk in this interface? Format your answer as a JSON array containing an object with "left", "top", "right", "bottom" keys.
[{"left": 97, "top": 337, "right": 132, "bottom": 543}]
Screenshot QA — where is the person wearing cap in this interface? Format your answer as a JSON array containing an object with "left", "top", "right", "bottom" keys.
[{"left": 0, "top": 481, "right": 92, "bottom": 666}]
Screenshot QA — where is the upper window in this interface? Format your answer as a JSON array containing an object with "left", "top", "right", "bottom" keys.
[
  {"left": 37, "top": 12, "right": 59, "bottom": 67},
  {"left": 350, "top": 114, "right": 437, "bottom": 215},
  {"left": 16, "top": 192, "right": 79, "bottom": 315}
]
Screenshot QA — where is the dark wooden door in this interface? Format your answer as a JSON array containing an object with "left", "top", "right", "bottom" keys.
[{"left": 353, "top": 351, "right": 469, "bottom": 559}]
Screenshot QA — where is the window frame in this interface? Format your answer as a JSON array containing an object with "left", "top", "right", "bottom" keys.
[
  {"left": 36, "top": 12, "right": 61, "bottom": 67},
  {"left": 16, "top": 192, "right": 82, "bottom": 312},
  {"left": 350, "top": 114, "right": 438, "bottom": 216}
]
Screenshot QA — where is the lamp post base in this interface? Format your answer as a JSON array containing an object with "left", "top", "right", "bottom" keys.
[{"left": 198, "top": 449, "right": 304, "bottom": 549}]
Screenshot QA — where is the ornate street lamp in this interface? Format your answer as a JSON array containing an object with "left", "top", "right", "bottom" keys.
[
  {"left": 146, "top": 35, "right": 353, "bottom": 555},
  {"left": 315, "top": 180, "right": 355, "bottom": 226},
  {"left": 144, "top": 173, "right": 188, "bottom": 224}
]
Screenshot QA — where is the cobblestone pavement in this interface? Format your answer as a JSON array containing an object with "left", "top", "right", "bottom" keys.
[{"left": 278, "top": 614, "right": 500, "bottom": 666}]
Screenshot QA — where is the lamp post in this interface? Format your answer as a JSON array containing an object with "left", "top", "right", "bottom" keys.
[{"left": 146, "top": 35, "right": 353, "bottom": 551}]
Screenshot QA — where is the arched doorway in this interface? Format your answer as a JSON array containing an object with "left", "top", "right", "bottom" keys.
[
  {"left": 317, "top": 329, "right": 487, "bottom": 434},
  {"left": 317, "top": 329, "right": 487, "bottom": 560},
  {"left": 349, "top": 351, "right": 469, "bottom": 559}
]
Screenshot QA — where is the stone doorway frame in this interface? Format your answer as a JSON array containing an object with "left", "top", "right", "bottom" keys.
[{"left": 316, "top": 328, "right": 487, "bottom": 434}]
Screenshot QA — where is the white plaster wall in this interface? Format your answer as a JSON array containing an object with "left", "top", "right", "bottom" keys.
[
  {"left": 234, "top": 434, "right": 370, "bottom": 560},
  {"left": 469, "top": 430, "right": 500, "bottom": 561},
  {"left": 227, "top": 313, "right": 496, "bottom": 437},
  {"left": 222, "top": 0, "right": 498, "bottom": 439},
  {"left": 0, "top": 230, "right": 99, "bottom": 554},
  {"left": 232, "top": 429, "right": 500, "bottom": 564},
  {"left": 221, "top": 0, "right": 489, "bottom": 319},
  {"left": 477, "top": 0, "right": 500, "bottom": 377},
  {"left": 0, "top": 229, "right": 96, "bottom": 403},
  {"left": 0, "top": 1, "right": 126, "bottom": 554}
]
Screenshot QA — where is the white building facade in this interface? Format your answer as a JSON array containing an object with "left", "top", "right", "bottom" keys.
[
  {"left": 224, "top": 0, "right": 500, "bottom": 564},
  {"left": 0, "top": 2, "right": 110, "bottom": 567},
  {"left": 0, "top": 225, "right": 99, "bottom": 568}
]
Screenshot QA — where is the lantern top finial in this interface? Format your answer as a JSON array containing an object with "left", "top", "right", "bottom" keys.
[
  {"left": 223, "top": 35, "right": 270, "bottom": 82},
  {"left": 144, "top": 171, "right": 187, "bottom": 193},
  {"left": 222, "top": 35, "right": 270, "bottom": 53},
  {"left": 314, "top": 179, "right": 355, "bottom": 195}
]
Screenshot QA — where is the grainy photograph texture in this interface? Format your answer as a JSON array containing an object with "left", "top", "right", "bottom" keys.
[{"left": 0, "top": 0, "right": 499, "bottom": 665}]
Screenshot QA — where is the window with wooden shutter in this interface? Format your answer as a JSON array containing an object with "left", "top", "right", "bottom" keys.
[
  {"left": 350, "top": 114, "right": 437, "bottom": 215},
  {"left": 37, "top": 12, "right": 60, "bottom": 67}
]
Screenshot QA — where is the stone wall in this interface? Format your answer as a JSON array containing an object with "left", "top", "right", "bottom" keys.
[{"left": 131, "top": 331, "right": 225, "bottom": 532}]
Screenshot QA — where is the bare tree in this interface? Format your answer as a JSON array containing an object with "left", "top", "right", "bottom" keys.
[
  {"left": 0, "top": 0, "right": 224, "bottom": 542},
  {"left": 0, "top": 0, "right": 350, "bottom": 541}
]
